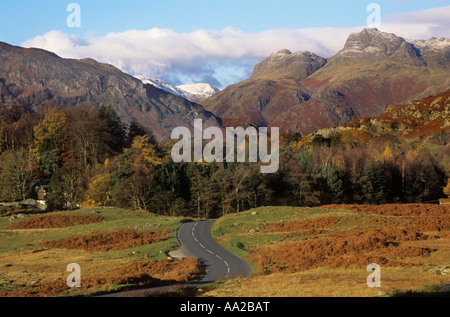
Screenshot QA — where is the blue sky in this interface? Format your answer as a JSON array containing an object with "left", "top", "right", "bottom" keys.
[
  {"left": 2, "top": 0, "right": 448, "bottom": 45},
  {"left": 1, "top": 0, "right": 449, "bottom": 88}
]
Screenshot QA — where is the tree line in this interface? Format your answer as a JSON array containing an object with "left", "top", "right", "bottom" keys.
[{"left": 0, "top": 102, "right": 448, "bottom": 217}]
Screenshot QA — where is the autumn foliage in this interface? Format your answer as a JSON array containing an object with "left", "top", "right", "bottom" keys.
[
  {"left": 444, "top": 179, "right": 450, "bottom": 197},
  {"left": 0, "top": 258, "right": 201, "bottom": 297},
  {"left": 8, "top": 215, "right": 103, "bottom": 229},
  {"left": 41, "top": 229, "right": 170, "bottom": 252},
  {"left": 247, "top": 204, "right": 449, "bottom": 275}
]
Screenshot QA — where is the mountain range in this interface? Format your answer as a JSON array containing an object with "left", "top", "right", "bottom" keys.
[
  {"left": 202, "top": 28, "right": 450, "bottom": 135},
  {"left": 0, "top": 28, "right": 449, "bottom": 142},
  {"left": 0, "top": 42, "right": 221, "bottom": 141}
]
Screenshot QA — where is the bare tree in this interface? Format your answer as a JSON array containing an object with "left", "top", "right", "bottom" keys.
[{"left": 0, "top": 148, "right": 37, "bottom": 201}]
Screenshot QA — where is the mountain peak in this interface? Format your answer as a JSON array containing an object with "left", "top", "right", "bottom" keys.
[
  {"left": 252, "top": 49, "right": 327, "bottom": 81},
  {"left": 274, "top": 49, "right": 292, "bottom": 55},
  {"left": 333, "top": 28, "right": 423, "bottom": 66},
  {"left": 0, "top": 43, "right": 222, "bottom": 141}
]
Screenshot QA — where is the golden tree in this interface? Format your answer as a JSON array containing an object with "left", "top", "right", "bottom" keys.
[{"left": 444, "top": 178, "right": 450, "bottom": 198}]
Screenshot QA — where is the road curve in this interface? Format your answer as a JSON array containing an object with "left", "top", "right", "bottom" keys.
[
  {"left": 178, "top": 220, "right": 253, "bottom": 284},
  {"left": 99, "top": 219, "right": 253, "bottom": 297}
]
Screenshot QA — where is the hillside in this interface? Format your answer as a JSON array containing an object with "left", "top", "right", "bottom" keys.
[
  {"left": 205, "top": 205, "right": 450, "bottom": 297},
  {"left": 315, "top": 90, "right": 450, "bottom": 141},
  {"left": 0, "top": 207, "right": 201, "bottom": 297},
  {"left": 0, "top": 42, "right": 222, "bottom": 141},
  {"left": 202, "top": 49, "right": 325, "bottom": 127},
  {"left": 202, "top": 28, "right": 450, "bottom": 135}
]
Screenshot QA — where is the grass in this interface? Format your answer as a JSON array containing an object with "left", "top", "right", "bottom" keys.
[
  {"left": 0, "top": 207, "right": 190, "bottom": 296},
  {"left": 206, "top": 205, "right": 450, "bottom": 297},
  {"left": 202, "top": 266, "right": 450, "bottom": 297},
  {"left": 2, "top": 204, "right": 448, "bottom": 297}
]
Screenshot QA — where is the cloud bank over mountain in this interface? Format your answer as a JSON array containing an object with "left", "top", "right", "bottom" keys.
[{"left": 22, "top": 6, "right": 450, "bottom": 89}]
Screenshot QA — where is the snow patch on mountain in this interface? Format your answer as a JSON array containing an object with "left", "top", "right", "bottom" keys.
[
  {"left": 177, "top": 83, "right": 220, "bottom": 101},
  {"left": 135, "top": 76, "right": 219, "bottom": 103},
  {"left": 408, "top": 37, "right": 450, "bottom": 52}
]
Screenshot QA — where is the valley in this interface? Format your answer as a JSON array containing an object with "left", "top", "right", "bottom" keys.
[{"left": 0, "top": 26, "right": 449, "bottom": 299}]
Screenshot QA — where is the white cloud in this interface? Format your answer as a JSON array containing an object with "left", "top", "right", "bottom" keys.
[
  {"left": 21, "top": 6, "right": 450, "bottom": 89},
  {"left": 22, "top": 27, "right": 357, "bottom": 89},
  {"left": 381, "top": 5, "right": 450, "bottom": 39}
]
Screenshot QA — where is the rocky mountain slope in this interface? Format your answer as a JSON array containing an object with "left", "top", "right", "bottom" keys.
[
  {"left": 202, "top": 28, "right": 450, "bottom": 135},
  {"left": 0, "top": 42, "right": 222, "bottom": 141},
  {"left": 202, "top": 49, "right": 326, "bottom": 127},
  {"left": 315, "top": 90, "right": 450, "bottom": 141}
]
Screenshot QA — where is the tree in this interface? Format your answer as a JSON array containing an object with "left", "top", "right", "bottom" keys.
[
  {"left": 225, "top": 163, "right": 253, "bottom": 213},
  {"left": 66, "top": 103, "right": 113, "bottom": 166},
  {"left": 127, "top": 119, "right": 150, "bottom": 146},
  {"left": 130, "top": 135, "right": 163, "bottom": 168},
  {"left": 47, "top": 162, "right": 85, "bottom": 210},
  {"left": 360, "top": 163, "right": 387, "bottom": 204},
  {"left": 32, "top": 109, "right": 68, "bottom": 175},
  {"left": 99, "top": 105, "right": 127, "bottom": 152},
  {"left": 246, "top": 171, "right": 273, "bottom": 208},
  {"left": 154, "top": 163, "right": 190, "bottom": 216},
  {"left": 0, "top": 148, "right": 37, "bottom": 201},
  {"left": 115, "top": 167, "right": 155, "bottom": 211},
  {"left": 444, "top": 179, "right": 450, "bottom": 198},
  {"left": 321, "top": 166, "right": 346, "bottom": 204},
  {"left": 188, "top": 163, "right": 220, "bottom": 218}
]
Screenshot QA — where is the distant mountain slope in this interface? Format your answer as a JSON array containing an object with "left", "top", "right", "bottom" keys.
[
  {"left": 315, "top": 90, "right": 450, "bottom": 141},
  {"left": 0, "top": 42, "right": 222, "bottom": 141},
  {"left": 137, "top": 77, "right": 219, "bottom": 103},
  {"left": 202, "top": 28, "right": 450, "bottom": 135},
  {"left": 177, "top": 83, "right": 220, "bottom": 103},
  {"left": 202, "top": 49, "right": 326, "bottom": 126}
]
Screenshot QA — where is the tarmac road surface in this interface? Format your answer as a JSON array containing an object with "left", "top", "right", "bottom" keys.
[
  {"left": 100, "top": 219, "right": 253, "bottom": 297},
  {"left": 177, "top": 219, "right": 253, "bottom": 284}
]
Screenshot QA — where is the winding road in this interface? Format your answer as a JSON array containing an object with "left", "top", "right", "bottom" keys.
[
  {"left": 100, "top": 219, "right": 253, "bottom": 297},
  {"left": 177, "top": 220, "right": 253, "bottom": 284}
]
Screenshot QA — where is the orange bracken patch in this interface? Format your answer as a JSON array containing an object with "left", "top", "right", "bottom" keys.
[{"left": 41, "top": 229, "right": 170, "bottom": 252}]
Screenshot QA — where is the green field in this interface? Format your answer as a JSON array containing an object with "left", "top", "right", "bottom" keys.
[
  {"left": 207, "top": 205, "right": 450, "bottom": 297},
  {"left": 0, "top": 208, "right": 190, "bottom": 296}
]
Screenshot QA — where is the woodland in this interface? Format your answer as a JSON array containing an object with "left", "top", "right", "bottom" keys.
[{"left": 0, "top": 102, "right": 448, "bottom": 218}]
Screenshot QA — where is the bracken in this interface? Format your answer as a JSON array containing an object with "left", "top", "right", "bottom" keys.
[{"left": 41, "top": 228, "right": 169, "bottom": 252}]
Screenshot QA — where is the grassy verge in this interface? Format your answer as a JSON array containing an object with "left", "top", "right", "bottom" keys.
[
  {"left": 0, "top": 208, "right": 194, "bottom": 296},
  {"left": 207, "top": 205, "right": 450, "bottom": 297}
]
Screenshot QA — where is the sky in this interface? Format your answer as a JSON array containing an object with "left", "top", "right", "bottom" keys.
[{"left": 1, "top": 0, "right": 450, "bottom": 89}]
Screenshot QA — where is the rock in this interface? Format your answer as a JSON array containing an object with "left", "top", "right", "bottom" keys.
[
  {"left": 428, "top": 266, "right": 450, "bottom": 275},
  {"left": 439, "top": 282, "right": 450, "bottom": 293},
  {"left": 251, "top": 211, "right": 258, "bottom": 216},
  {"left": 9, "top": 214, "right": 28, "bottom": 221},
  {"left": 441, "top": 267, "right": 450, "bottom": 275}
]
